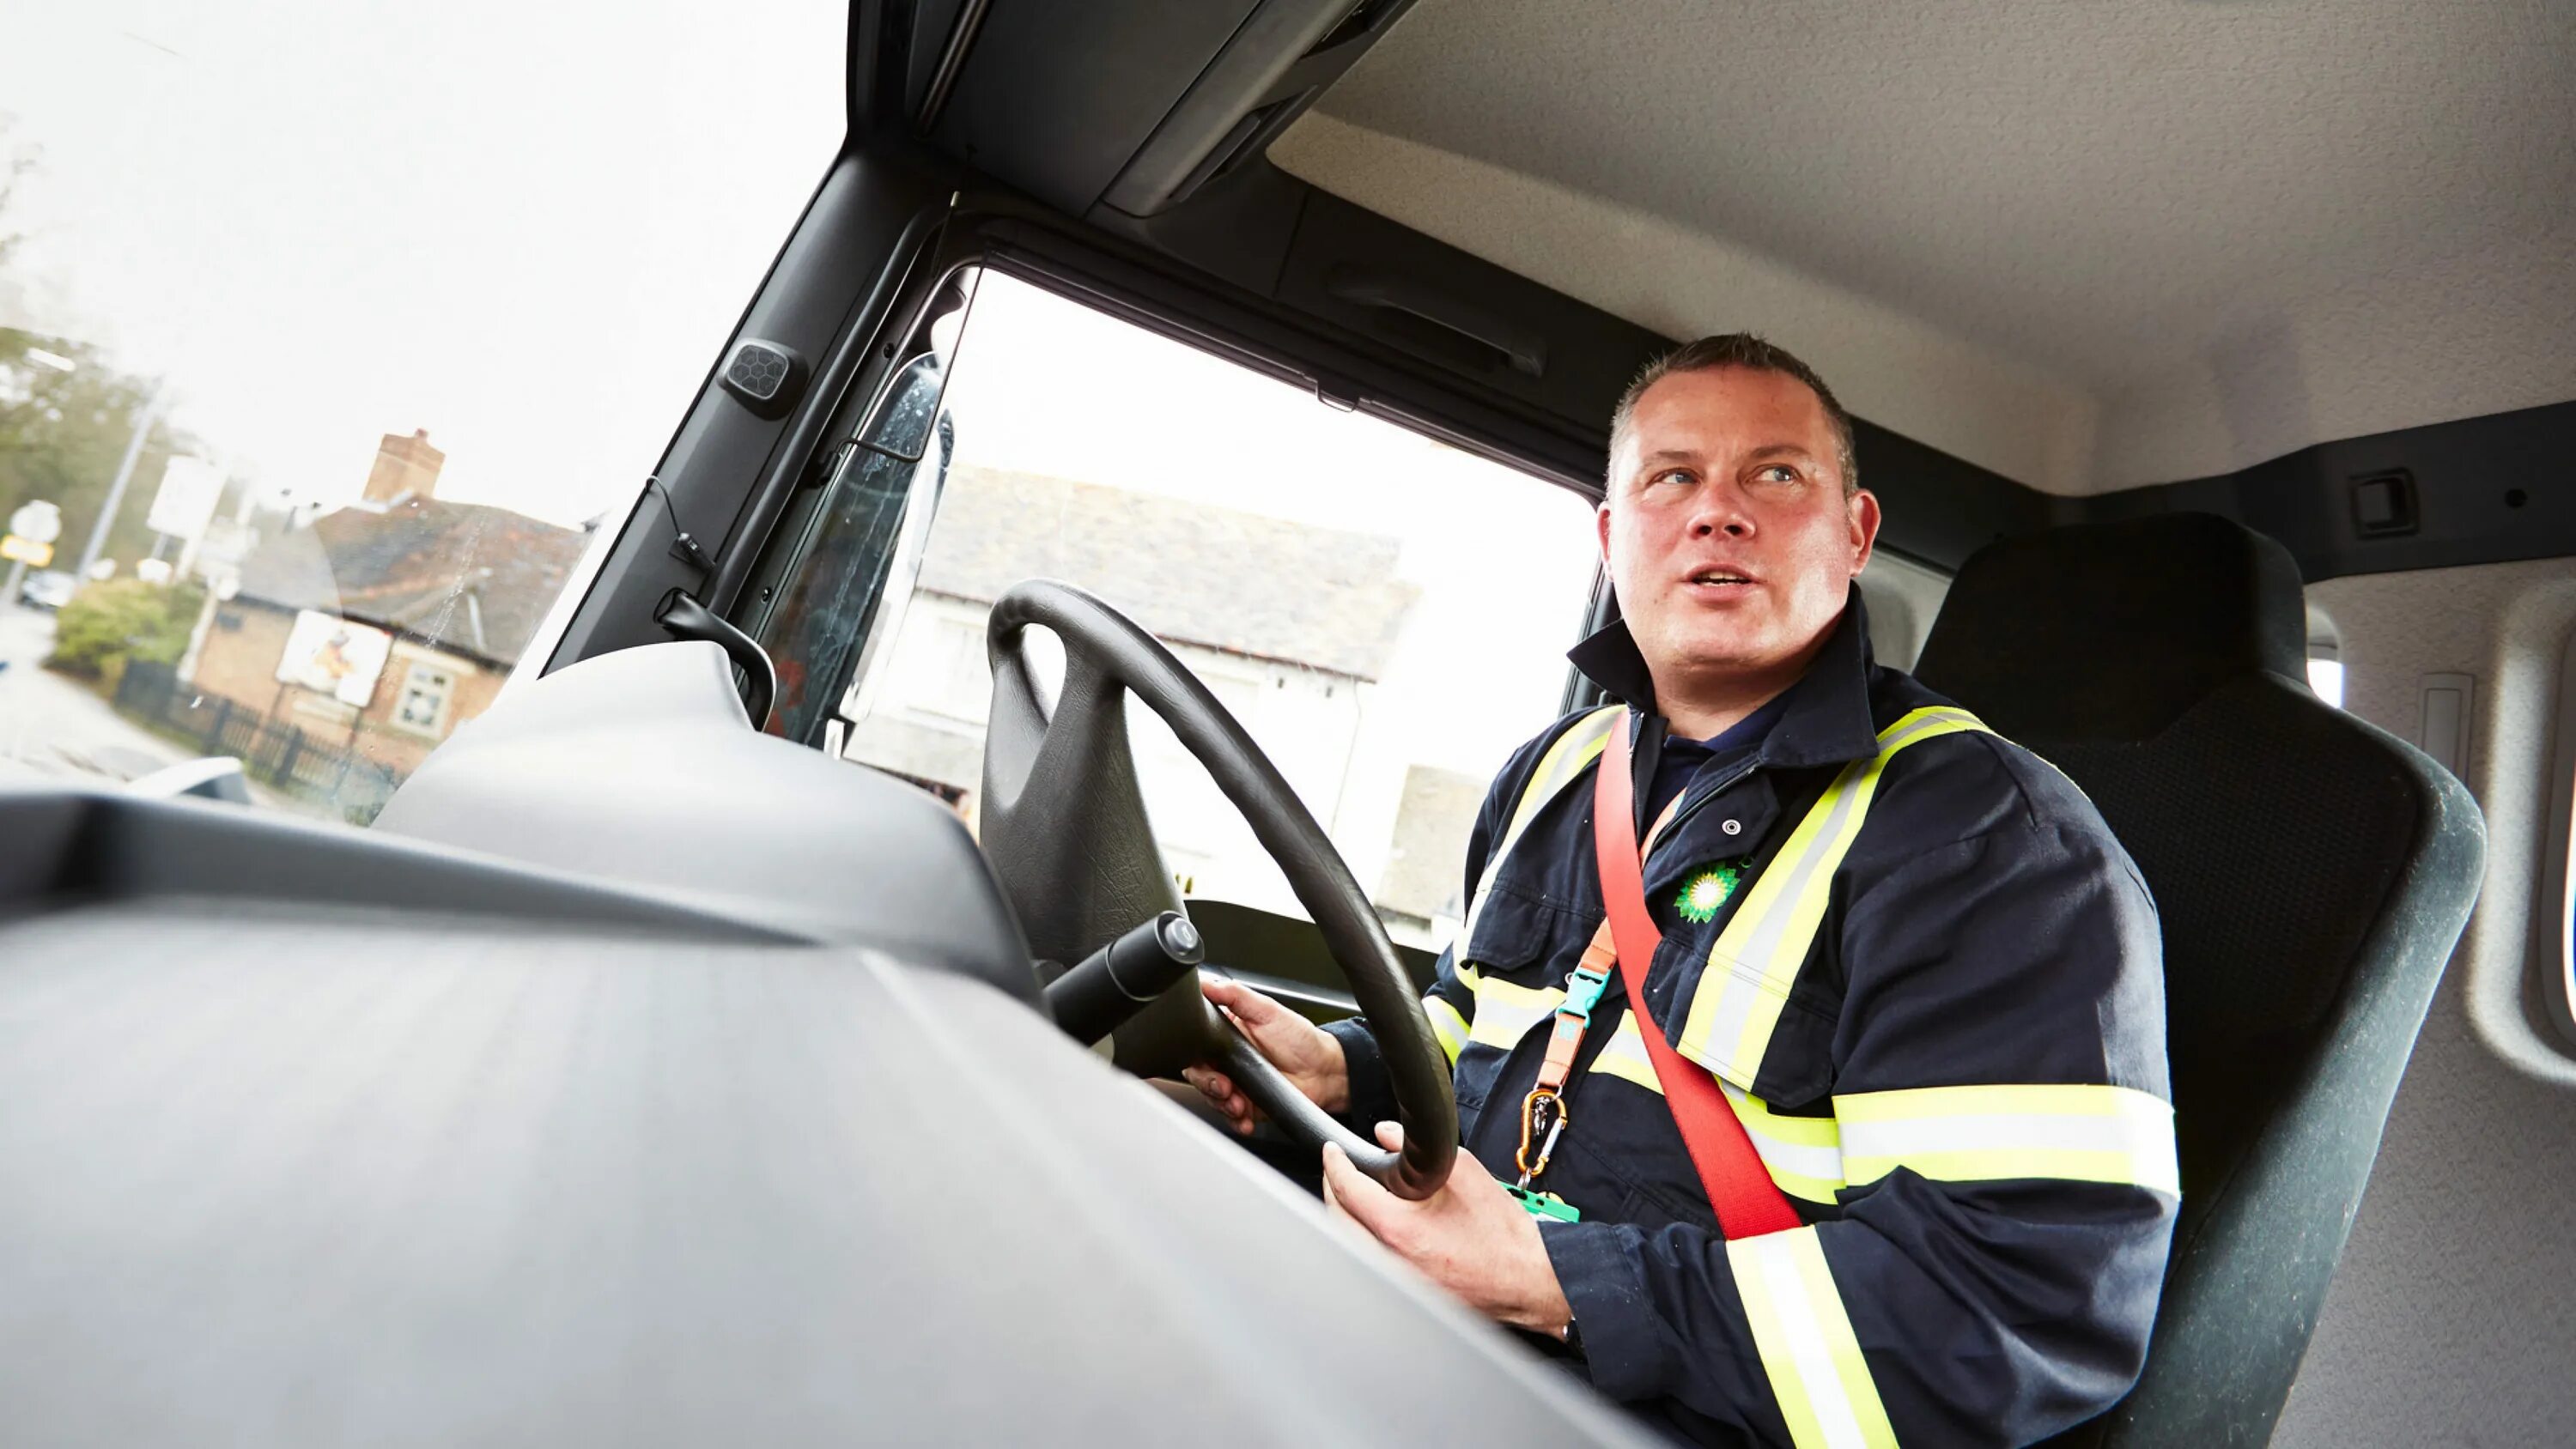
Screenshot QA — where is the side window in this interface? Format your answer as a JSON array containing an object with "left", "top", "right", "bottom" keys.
[
  {"left": 839, "top": 273, "right": 1601, "bottom": 949},
  {"left": 888, "top": 606, "right": 992, "bottom": 724},
  {"left": 2306, "top": 603, "right": 2346, "bottom": 709},
  {"left": 1856, "top": 549, "right": 1951, "bottom": 672},
  {"left": 0, "top": 4, "right": 848, "bottom": 825}
]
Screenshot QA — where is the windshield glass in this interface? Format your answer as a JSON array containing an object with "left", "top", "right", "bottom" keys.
[
  {"left": 832, "top": 271, "right": 1606, "bottom": 950},
  {"left": 0, "top": 1, "right": 843, "bottom": 822}
]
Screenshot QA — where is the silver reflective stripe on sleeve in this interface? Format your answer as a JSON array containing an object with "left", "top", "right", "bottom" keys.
[
  {"left": 1466, "top": 974, "right": 1564, "bottom": 1052},
  {"left": 1591, "top": 1023, "right": 2177, "bottom": 1200},
  {"left": 1728, "top": 1227, "right": 1899, "bottom": 1449},
  {"left": 1424, "top": 996, "right": 1470, "bottom": 1066},
  {"left": 1834, "top": 1082, "right": 2179, "bottom": 1196}
]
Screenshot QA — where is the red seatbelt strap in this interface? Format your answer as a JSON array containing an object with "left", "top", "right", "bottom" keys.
[{"left": 1594, "top": 709, "right": 1803, "bottom": 1239}]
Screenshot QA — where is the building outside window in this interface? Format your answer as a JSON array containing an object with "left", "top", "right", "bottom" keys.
[
  {"left": 838, "top": 274, "right": 1603, "bottom": 949},
  {"left": 0, "top": 1, "right": 847, "bottom": 823}
]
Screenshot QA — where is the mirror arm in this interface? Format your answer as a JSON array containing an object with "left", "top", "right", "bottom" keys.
[{"left": 656, "top": 588, "right": 779, "bottom": 732}]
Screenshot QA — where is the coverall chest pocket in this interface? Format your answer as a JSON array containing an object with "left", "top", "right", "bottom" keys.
[{"left": 1451, "top": 882, "right": 1593, "bottom": 1116}]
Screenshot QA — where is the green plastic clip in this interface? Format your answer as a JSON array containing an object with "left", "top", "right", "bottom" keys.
[{"left": 1507, "top": 1184, "right": 1583, "bottom": 1222}]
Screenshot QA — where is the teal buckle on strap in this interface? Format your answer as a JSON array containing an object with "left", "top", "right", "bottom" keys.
[{"left": 1558, "top": 964, "right": 1613, "bottom": 1026}]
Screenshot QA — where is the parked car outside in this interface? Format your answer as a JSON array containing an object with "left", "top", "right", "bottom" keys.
[{"left": 18, "top": 569, "right": 76, "bottom": 610}]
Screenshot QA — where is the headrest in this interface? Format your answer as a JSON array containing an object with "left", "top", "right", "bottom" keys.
[{"left": 1914, "top": 512, "right": 2309, "bottom": 742}]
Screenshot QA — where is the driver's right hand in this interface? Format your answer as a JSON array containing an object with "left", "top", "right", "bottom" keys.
[{"left": 1182, "top": 978, "right": 1351, "bottom": 1134}]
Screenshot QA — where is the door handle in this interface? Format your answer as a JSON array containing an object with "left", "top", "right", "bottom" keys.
[{"left": 1322, "top": 265, "right": 1549, "bottom": 379}]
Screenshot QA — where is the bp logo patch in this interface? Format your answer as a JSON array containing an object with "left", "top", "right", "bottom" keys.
[{"left": 1674, "top": 862, "right": 1747, "bottom": 924}]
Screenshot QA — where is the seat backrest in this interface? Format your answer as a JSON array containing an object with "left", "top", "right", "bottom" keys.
[{"left": 1913, "top": 512, "right": 2485, "bottom": 1448}]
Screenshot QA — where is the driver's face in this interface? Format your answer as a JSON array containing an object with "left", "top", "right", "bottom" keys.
[{"left": 1599, "top": 367, "right": 1878, "bottom": 694}]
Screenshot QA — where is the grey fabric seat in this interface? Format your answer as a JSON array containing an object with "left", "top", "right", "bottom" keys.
[{"left": 1912, "top": 512, "right": 2485, "bottom": 1448}]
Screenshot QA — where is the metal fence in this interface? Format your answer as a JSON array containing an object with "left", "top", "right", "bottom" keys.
[{"left": 114, "top": 661, "right": 404, "bottom": 822}]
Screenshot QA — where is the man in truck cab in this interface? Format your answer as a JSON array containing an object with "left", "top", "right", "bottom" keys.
[{"left": 1186, "top": 335, "right": 2178, "bottom": 1449}]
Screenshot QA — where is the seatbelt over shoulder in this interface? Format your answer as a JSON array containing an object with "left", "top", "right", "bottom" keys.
[
  {"left": 1476, "top": 701, "right": 1994, "bottom": 1226},
  {"left": 1595, "top": 709, "right": 1804, "bottom": 1240}
]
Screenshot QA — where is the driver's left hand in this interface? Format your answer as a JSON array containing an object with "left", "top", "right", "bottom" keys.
[
  {"left": 1320, "top": 1122, "right": 1574, "bottom": 1338},
  {"left": 1182, "top": 978, "right": 1351, "bottom": 1132}
]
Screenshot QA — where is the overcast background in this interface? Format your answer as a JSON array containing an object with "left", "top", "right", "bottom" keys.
[
  {"left": 0, "top": 0, "right": 848, "bottom": 525},
  {"left": 0, "top": 0, "right": 1608, "bottom": 835}
]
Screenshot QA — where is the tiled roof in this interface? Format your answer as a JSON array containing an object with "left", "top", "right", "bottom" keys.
[
  {"left": 234, "top": 497, "right": 587, "bottom": 668},
  {"left": 915, "top": 466, "right": 1419, "bottom": 681}
]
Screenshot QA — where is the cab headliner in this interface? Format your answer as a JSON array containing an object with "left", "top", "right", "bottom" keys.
[{"left": 1273, "top": 0, "right": 2576, "bottom": 494}]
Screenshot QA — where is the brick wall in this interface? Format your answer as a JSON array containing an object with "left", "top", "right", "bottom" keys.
[
  {"left": 188, "top": 603, "right": 297, "bottom": 712},
  {"left": 187, "top": 599, "right": 504, "bottom": 779}
]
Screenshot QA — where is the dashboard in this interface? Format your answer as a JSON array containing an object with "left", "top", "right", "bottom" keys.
[{"left": 0, "top": 641, "right": 1649, "bottom": 1444}]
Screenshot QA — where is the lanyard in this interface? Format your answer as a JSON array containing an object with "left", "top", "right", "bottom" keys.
[{"left": 1513, "top": 793, "right": 1684, "bottom": 1188}]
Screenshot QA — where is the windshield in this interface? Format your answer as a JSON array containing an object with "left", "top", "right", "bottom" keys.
[
  {"left": 0, "top": 2, "right": 844, "bottom": 822},
  {"left": 826, "top": 271, "right": 1606, "bottom": 950}
]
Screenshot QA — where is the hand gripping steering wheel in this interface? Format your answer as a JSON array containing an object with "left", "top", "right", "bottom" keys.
[{"left": 976, "top": 580, "right": 1457, "bottom": 1200}]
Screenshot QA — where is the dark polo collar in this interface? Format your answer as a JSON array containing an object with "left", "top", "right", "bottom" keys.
[{"left": 1565, "top": 583, "right": 1885, "bottom": 771}]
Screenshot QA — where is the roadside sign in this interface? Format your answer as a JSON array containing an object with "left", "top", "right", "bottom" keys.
[
  {"left": 146, "top": 458, "right": 226, "bottom": 541},
  {"left": 9, "top": 500, "right": 62, "bottom": 546},
  {"left": 276, "top": 609, "right": 393, "bottom": 708},
  {"left": 0, "top": 535, "right": 54, "bottom": 567}
]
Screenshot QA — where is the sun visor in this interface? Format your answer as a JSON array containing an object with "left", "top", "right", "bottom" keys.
[{"left": 918, "top": 0, "right": 1416, "bottom": 220}]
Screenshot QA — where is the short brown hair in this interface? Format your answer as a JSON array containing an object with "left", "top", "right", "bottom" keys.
[{"left": 1609, "top": 334, "right": 1859, "bottom": 495}]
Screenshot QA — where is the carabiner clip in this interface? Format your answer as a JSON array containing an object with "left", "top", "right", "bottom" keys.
[{"left": 1516, "top": 1086, "right": 1569, "bottom": 1182}]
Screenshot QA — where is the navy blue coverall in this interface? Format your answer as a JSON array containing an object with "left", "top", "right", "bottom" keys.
[{"left": 1326, "top": 592, "right": 2176, "bottom": 1448}]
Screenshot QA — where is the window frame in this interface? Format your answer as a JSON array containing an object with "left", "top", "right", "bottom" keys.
[
  {"left": 2539, "top": 618, "right": 2576, "bottom": 1048},
  {"left": 960, "top": 227, "right": 1612, "bottom": 506}
]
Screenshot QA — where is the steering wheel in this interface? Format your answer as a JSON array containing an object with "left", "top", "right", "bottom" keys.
[{"left": 976, "top": 580, "right": 1458, "bottom": 1200}]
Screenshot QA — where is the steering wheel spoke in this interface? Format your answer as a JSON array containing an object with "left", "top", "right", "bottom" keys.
[
  {"left": 1219, "top": 1027, "right": 1444, "bottom": 1197},
  {"left": 977, "top": 580, "right": 1458, "bottom": 1200}
]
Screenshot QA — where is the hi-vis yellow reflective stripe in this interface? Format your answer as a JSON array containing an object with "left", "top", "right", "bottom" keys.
[
  {"left": 1678, "top": 706, "right": 1990, "bottom": 1088},
  {"left": 1425, "top": 996, "right": 1470, "bottom": 1066},
  {"left": 1587, "top": 1017, "right": 1850, "bottom": 1204},
  {"left": 1728, "top": 1228, "right": 1897, "bottom": 1449},
  {"left": 1585, "top": 1033, "right": 2178, "bottom": 1201},
  {"left": 1457, "top": 706, "right": 1624, "bottom": 947},
  {"left": 1727, "top": 1084, "right": 1847, "bottom": 1204},
  {"left": 1467, "top": 975, "right": 1564, "bottom": 1052},
  {"left": 1835, "top": 1083, "right": 2179, "bottom": 1197},
  {"left": 1588, "top": 1013, "right": 1663, "bottom": 1092}
]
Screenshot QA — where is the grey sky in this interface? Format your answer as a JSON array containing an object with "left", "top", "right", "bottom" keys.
[
  {"left": 0, "top": 0, "right": 1609, "bottom": 789},
  {"left": 0, "top": 0, "right": 846, "bottom": 525}
]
